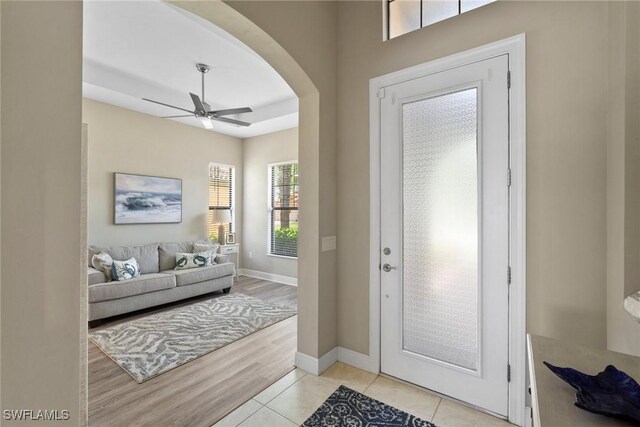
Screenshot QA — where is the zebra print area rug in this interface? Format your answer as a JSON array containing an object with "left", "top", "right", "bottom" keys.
[
  {"left": 303, "top": 385, "right": 436, "bottom": 427},
  {"left": 89, "top": 293, "right": 297, "bottom": 383}
]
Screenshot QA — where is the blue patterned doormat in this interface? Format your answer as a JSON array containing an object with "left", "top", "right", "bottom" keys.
[{"left": 302, "top": 385, "right": 437, "bottom": 427}]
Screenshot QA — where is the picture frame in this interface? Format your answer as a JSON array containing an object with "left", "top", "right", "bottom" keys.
[
  {"left": 114, "top": 172, "right": 182, "bottom": 224},
  {"left": 226, "top": 233, "right": 236, "bottom": 244}
]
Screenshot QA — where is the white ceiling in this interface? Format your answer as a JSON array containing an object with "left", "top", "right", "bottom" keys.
[{"left": 83, "top": 1, "right": 298, "bottom": 139}]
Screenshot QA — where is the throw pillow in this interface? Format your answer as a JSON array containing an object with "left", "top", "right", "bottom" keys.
[
  {"left": 175, "top": 250, "right": 214, "bottom": 270},
  {"left": 111, "top": 257, "right": 141, "bottom": 281},
  {"left": 193, "top": 242, "right": 219, "bottom": 254},
  {"left": 91, "top": 251, "right": 114, "bottom": 282}
]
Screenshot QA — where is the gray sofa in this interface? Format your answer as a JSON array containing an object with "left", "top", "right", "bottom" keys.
[{"left": 88, "top": 240, "right": 235, "bottom": 321}]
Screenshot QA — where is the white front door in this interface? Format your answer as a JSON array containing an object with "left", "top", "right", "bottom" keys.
[{"left": 380, "top": 55, "right": 510, "bottom": 416}]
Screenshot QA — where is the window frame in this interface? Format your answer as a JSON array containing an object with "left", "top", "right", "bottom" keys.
[
  {"left": 208, "top": 162, "right": 235, "bottom": 243},
  {"left": 384, "top": 0, "right": 494, "bottom": 40},
  {"left": 267, "top": 160, "right": 299, "bottom": 259}
]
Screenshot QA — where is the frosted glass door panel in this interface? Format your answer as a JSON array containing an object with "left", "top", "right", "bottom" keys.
[{"left": 402, "top": 88, "right": 478, "bottom": 371}]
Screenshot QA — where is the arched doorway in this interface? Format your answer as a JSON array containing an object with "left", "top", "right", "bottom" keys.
[{"left": 80, "top": 1, "right": 327, "bottom": 423}]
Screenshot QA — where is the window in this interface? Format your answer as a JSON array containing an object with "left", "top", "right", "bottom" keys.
[
  {"left": 208, "top": 163, "right": 234, "bottom": 242},
  {"left": 268, "top": 162, "right": 299, "bottom": 258},
  {"left": 386, "top": 0, "right": 495, "bottom": 39}
]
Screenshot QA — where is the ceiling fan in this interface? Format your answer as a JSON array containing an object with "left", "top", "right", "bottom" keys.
[{"left": 142, "top": 63, "right": 252, "bottom": 128}]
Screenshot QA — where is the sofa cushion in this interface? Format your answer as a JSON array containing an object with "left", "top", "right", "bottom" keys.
[
  {"left": 163, "top": 263, "right": 235, "bottom": 287},
  {"left": 158, "top": 241, "right": 195, "bottom": 271},
  {"left": 192, "top": 242, "right": 219, "bottom": 254},
  {"left": 89, "top": 243, "right": 159, "bottom": 274},
  {"left": 88, "top": 267, "right": 107, "bottom": 286},
  {"left": 215, "top": 254, "right": 229, "bottom": 264},
  {"left": 89, "top": 273, "right": 176, "bottom": 303}
]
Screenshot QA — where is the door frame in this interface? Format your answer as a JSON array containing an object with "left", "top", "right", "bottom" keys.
[{"left": 368, "top": 34, "right": 526, "bottom": 426}]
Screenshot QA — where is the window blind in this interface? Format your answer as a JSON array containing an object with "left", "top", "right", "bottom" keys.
[
  {"left": 269, "top": 162, "right": 299, "bottom": 258},
  {"left": 208, "top": 164, "right": 234, "bottom": 242}
]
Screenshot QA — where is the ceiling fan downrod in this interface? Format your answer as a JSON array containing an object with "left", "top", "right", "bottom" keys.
[{"left": 195, "top": 63, "right": 210, "bottom": 105}]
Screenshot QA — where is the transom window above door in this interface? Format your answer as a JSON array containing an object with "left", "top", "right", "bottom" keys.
[
  {"left": 268, "top": 162, "right": 299, "bottom": 258},
  {"left": 386, "top": 0, "right": 495, "bottom": 39}
]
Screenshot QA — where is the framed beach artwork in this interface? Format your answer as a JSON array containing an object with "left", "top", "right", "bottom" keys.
[{"left": 114, "top": 173, "right": 182, "bottom": 224}]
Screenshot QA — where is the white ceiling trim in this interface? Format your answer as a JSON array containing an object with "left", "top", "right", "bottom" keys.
[
  {"left": 83, "top": 82, "right": 298, "bottom": 139},
  {"left": 84, "top": 58, "right": 298, "bottom": 122}
]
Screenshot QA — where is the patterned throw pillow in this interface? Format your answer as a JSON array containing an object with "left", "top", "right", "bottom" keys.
[
  {"left": 91, "top": 251, "right": 114, "bottom": 282},
  {"left": 175, "top": 251, "right": 214, "bottom": 270},
  {"left": 111, "top": 257, "right": 141, "bottom": 281}
]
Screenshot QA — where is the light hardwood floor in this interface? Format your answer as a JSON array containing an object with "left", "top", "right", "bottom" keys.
[{"left": 88, "top": 276, "right": 297, "bottom": 427}]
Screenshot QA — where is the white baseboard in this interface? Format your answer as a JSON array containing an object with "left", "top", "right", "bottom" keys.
[
  {"left": 295, "top": 347, "right": 375, "bottom": 376},
  {"left": 294, "top": 352, "right": 318, "bottom": 374},
  {"left": 337, "top": 347, "right": 377, "bottom": 374},
  {"left": 295, "top": 348, "right": 338, "bottom": 375},
  {"left": 238, "top": 268, "right": 297, "bottom": 286}
]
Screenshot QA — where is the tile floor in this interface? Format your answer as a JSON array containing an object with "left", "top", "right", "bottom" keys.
[{"left": 213, "top": 362, "right": 513, "bottom": 427}]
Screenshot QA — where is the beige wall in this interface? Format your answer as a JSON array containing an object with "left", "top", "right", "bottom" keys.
[
  {"left": 337, "top": 0, "right": 614, "bottom": 354},
  {"left": 224, "top": 0, "right": 339, "bottom": 358},
  {"left": 624, "top": 2, "right": 640, "bottom": 299},
  {"left": 1, "top": 2, "right": 83, "bottom": 424},
  {"left": 82, "top": 99, "right": 243, "bottom": 248},
  {"left": 242, "top": 128, "right": 298, "bottom": 279},
  {"left": 608, "top": 1, "right": 640, "bottom": 356}
]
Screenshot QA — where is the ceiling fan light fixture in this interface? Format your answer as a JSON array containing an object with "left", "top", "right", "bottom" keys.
[{"left": 199, "top": 116, "right": 214, "bottom": 129}]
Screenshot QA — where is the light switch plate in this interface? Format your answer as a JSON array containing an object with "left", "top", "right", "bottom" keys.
[{"left": 321, "top": 236, "right": 337, "bottom": 252}]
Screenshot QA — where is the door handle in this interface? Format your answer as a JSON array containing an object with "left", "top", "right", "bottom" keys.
[{"left": 382, "top": 263, "right": 397, "bottom": 272}]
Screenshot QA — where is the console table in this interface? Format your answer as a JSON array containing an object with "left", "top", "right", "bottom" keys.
[
  {"left": 528, "top": 334, "right": 640, "bottom": 427},
  {"left": 219, "top": 244, "right": 239, "bottom": 281}
]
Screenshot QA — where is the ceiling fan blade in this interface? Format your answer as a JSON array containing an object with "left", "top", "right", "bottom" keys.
[
  {"left": 142, "top": 98, "right": 194, "bottom": 114},
  {"left": 211, "top": 107, "right": 253, "bottom": 116},
  {"left": 211, "top": 116, "right": 251, "bottom": 127},
  {"left": 199, "top": 116, "right": 214, "bottom": 129},
  {"left": 190, "top": 92, "right": 206, "bottom": 113}
]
